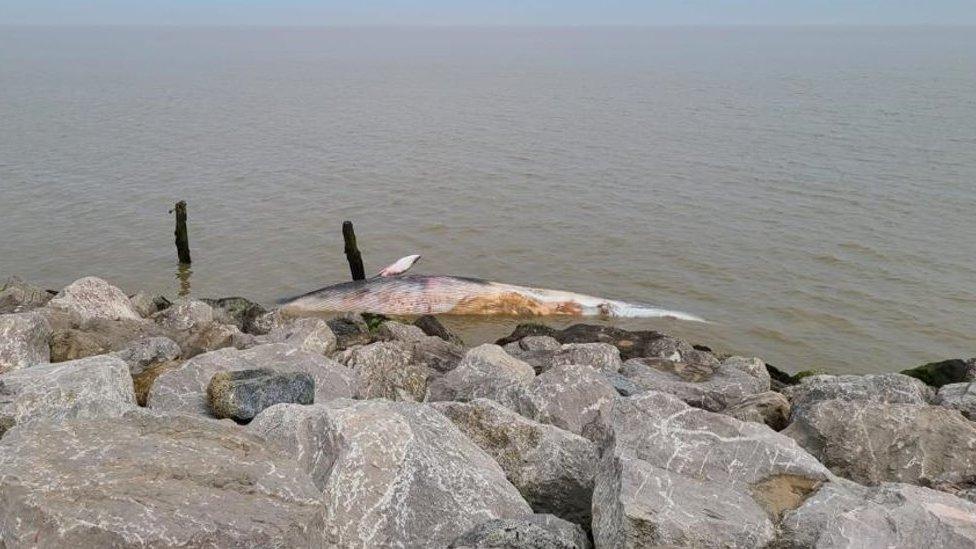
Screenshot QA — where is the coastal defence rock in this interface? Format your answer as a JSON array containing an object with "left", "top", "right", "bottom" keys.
[
  {"left": 937, "top": 382, "right": 976, "bottom": 420},
  {"left": 619, "top": 355, "right": 770, "bottom": 412},
  {"left": 110, "top": 336, "right": 181, "bottom": 375},
  {"left": 0, "top": 276, "right": 53, "bottom": 313},
  {"left": 723, "top": 390, "right": 792, "bottom": 430},
  {"left": 517, "top": 363, "right": 618, "bottom": 442},
  {"left": 265, "top": 317, "right": 337, "bottom": 356},
  {"left": 901, "top": 358, "right": 976, "bottom": 388},
  {"left": 426, "top": 344, "right": 535, "bottom": 406},
  {"left": 47, "top": 276, "right": 141, "bottom": 324},
  {"left": 147, "top": 343, "right": 357, "bottom": 417},
  {"left": 0, "top": 411, "right": 326, "bottom": 547},
  {"left": 413, "top": 314, "right": 464, "bottom": 345},
  {"left": 375, "top": 319, "right": 429, "bottom": 342},
  {"left": 338, "top": 338, "right": 463, "bottom": 401},
  {"left": 208, "top": 369, "right": 314, "bottom": 423},
  {"left": 0, "top": 311, "right": 51, "bottom": 373},
  {"left": 151, "top": 298, "right": 214, "bottom": 332},
  {"left": 591, "top": 391, "right": 831, "bottom": 548},
  {"left": 778, "top": 480, "right": 976, "bottom": 548},
  {"left": 432, "top": 398, "right": 600, "bottom": 526},
  {"left": 449, "top": 514, "right": 592, "bottom": 549},
  {"left": 0, "top": 356, "right": 136, "bottom": 438},
  {"left": 201, "top": 296, "right": 267, "bottom": 333},
  {"left": 249, "top": 400, "right": 532, "bottom": 547},
  {"left": 783, "top": 399, "right": 976, "bottom": 496},
  {"left": 782, "top": 372, "right": 935, "bottom": 416}
]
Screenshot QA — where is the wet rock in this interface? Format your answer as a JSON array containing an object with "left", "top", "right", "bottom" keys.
[
  {"left": 432, "top": 398, "right": 599, "bottom": 525},
  {"left": 723, "top": 390, "right": 792, "bottom": 430},
  {"left": 250, "top": 400, "right": 531, "bottom": 547},
  {"left": 47, "top": 276, "right": 141, "bottom": 324},
  {"left": 338, "top": 340, "right": 437, "bottom": 401},
  {"left": 376, "top": 319, "right": 429, "bottom": 342},
  {"left": 0, "top": 311, "right": 51, "bottom": 373},
  {"left": 518, "top": 363, "right": 618, "bottom": 442},
  {"left": 449, "top": 514, "right": 591, "bottom": 549},
  {"left": 427, "top": 344, "right": 535, "bottom": 406},
  {"left": 0, "top": 276, "right": 52, "bottom": 313},
  {"left": 0, "top": 356, "right": 136, "bottom": 437},
  {"left": 495, "top": 323, "right": 559, "bottom": 346},
  {"left": 151, "top": 298, "right": 213, "bottom": 332},
  {"left": 783, "top": 373, "right": 935, "bottom": 416},
  {"left": 937, "top": 382, "right": 976, "bottom": 420},
  {"left": 902, "top": 358, "right": 976, "bottom": 388},
  {"left": 147, "top": 343, "right": 357, "bottom": 417},
  {"left": 779, "top": 480, "right": 976, "bottom": 548},
  {"left": 765, "top": 362, "right": 799, "bottom": 388},
  {"left": 0, "top": 410, "right": 326, "bottom": 547},
  {"left": 266, "top": 317, "right": 337, "bottom": 355},
  {"left": 208, "top": 368, "right": 314, "bottom": 423},
  {"left": 414, "top": 314, "right": 464, "bottom": 345},
  {"left": 784, "top": 399, "right": 976, "bottom": 495},
  {"left": 326, "top": 315, "right": 374, "bottom": 349},
  {"left": 620, "top": 355, "right": 770, "bottom": 412},
  {"left": 110, "top": 336, "right": 182, "bottom": 375},
  {"left": 201, "top": 296, "right": 267, "bottom": 333}
]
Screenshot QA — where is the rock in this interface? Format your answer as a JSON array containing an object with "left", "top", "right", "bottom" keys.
[
  {"left": 495, "top": 323, "right": 559, "bottom": 346},
  {"left": 147, "top": 343, "right": 357, "bottom": 417},
  {"left": 48, "top": 317, "right": 165, "bottom": 363},
  {"left": 249, "top": 400, "right": 531, "bottom": 546},
  {"left": 48, "top": 328, "right": 107, "bottom": 362},
  {"left": 723, "top": 391, "right": 792, "bottom": 430},
  {"left": 783, "top": 373, "right": 935, "bottom": 416},
  {"left": 502, "top": 336, "right": 562, "bottom": 373},
  {"left": 0, "top": 410, "right": 326, "bottom": 546},
  {"left": 266, "top": 317, "right": 337, "bottom": 355},
  {"left": 765, "top": 362, "right": 799, "bottom": 388},
  {"left": 326, "top": 315, "right": 374, "bottom": 349},
  {"left": 180, "top": 321, "right": 249, "bottom": 357},
  {"left": 110, "top": 336, "right": 182, "bottom": 375},
  {"left": 603, "top": 371, "right": 641, "bottom": 396},
  {"left": 127, "top": 290, "right": 169, "bottom": 318},
  {"left": 47, "top": 276, "right": 141, "bottom": 324},
  {"left": 783, "top": 399, "right": 976, "bottom": 495},
  {"left": 0, "top": 311, "right": 51, "bottom": 373},
  {"left": 902, "top": 358, "right": 976, "bottom": 388},
  {"left": 338, "top": 340, "right": 437, "bottom": 401},
  {"left": 620, "top": 355, "right": 769, "bottom": 412},
  {"left": 449, "top": 514, "right": 591, "bottom": 549},
  {"left": 151, "top": 298, "right": 213, "bottom": 332},
  {"left": 376, "top": 319, "right": 429, "bottom": 342},
  {"left": 779, "top": 480, "right": 976, "bottom": 548},
  {"left": 515, "top": 336, "right": 562, "bottom": 351},
  {"left": 432, "top": 398, "right": 600, "bottom": 526},
  {"left": 0, "top": 276, "right": 52, "bottom": 313},
  {"left": 937, "top": 382, "right": 976, "bottom": 420},
  {"left": 0, "top": 356, "right": 136, "bottom": 437},
  {"left": 516, "top": 342, "right": 624, "bottom": 376},
  {"left": 591, "top": 391, "right": 831, "bottom": 548},
  {"left": 201, "top": 296, "right": 267, "bottom": 333},
  {"left": 518, "top": 363, "right": 618, "bottom": 442},
  {"left": 208, "top": 369, "right": 314, "bottom": 423},
  {"left": 414, "top": 314, "right": 464, "bottom": 345},
  {"left": 427, "top": 344, "right": 535, "bottom": 406}
]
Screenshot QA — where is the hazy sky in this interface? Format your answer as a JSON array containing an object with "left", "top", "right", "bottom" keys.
[{"left": 1, "top": 0, "right": 973, "bottom": 26}]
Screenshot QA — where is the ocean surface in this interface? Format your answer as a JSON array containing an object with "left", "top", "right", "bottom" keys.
[{"left": 1, "top": 26, "right": 974, "bottom": 374}]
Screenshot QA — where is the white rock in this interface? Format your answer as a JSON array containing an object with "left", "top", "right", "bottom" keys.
[{"left": 47, "top": 276, "right": 140, "bottom": 324}]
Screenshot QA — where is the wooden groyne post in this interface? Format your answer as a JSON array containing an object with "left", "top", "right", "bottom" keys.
[
  {"left": 170, "top": 200, "right": 191, "bottom": 264},
  {"left": 342, "top": 221, "right": 365, "bottom": 281}
]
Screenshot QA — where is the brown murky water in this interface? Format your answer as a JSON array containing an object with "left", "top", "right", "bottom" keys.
[{"left": 2, "top": 27, "right": 974, "bottom": 374}]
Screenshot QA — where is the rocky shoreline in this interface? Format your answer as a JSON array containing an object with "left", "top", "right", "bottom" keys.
[{"left": 1, "top": 275, "right": 975, "bottom": 547}]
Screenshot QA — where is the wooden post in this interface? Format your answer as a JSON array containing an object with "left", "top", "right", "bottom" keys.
[
  {"left": 342, "top": 221, "right": 365, "bottom": 281},
  {"left": 170, "top": 200, "right": 191, "bottom": 264}
]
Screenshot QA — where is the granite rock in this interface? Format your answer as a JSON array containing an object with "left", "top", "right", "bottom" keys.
[
  {"left": 518, "top": 363, "right": 618, "bottom": 442},
  {"left": 937, "top": 382, "right": 976, "bottom": 420},
  {"left": 201, "top": 296, "right": 267, "bottom": 333},
  {"left": 427, "top": 344, "right": 535, "bottom": 406},
  {"left": 47, "top": 276, "right": 141, "bottom": 324},
  {"left": 620, "top": 355, "right": 770, "bottom": 412},
  {"left": 783, "top": 372, "right": 935, "bottom": 417},
  {"left": 449, "top": 514, "right": 591, "bottom": 549},
  {"left": 723, "top": 390, "right": 792, "bottom": 431},
  {"left": 110, "top": 336, "right": 182, "bottom": 375},
  {"left": 265, "top": 317, "right": 337, "bottom": 356},
  {"left": 208, "top": 368, "right": 314, "bottom": 422},
  {"left": 0, "top": 311, "right": 51, "bottom": 373},
  {"left": 0, "top": 276, "right": 52, "bottom": 313}
]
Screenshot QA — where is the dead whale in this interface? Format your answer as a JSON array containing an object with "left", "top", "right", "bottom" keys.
[{"left": 280, "top": 255, "right": 704, "bottom": 321}]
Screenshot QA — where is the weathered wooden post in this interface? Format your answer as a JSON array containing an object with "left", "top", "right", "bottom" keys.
[
  {"left": 342, "top": 221, "right": 365, "bottom": 281},
  {"left": 170, "top": 201, "right": 192, "bottom": 264}
]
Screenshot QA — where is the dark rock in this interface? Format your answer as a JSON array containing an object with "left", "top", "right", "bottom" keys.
[
  {"left": 450, "top": 514, "right": 591, "bottom": 549},
  {"left": 495, "top": 323, "right": 559, "bottom": 346},
  {"left": 201, "top": 296, "right": 267, "bottom": 334},
  {"left": 326, "top": 315, "right": 374, "bottom": 349},
  {"left": 496, "top": 323, "right": 718, "bottom": 362},
  {"left": 414, "top": 314, "right": 464, "bottom": 345},
  {"left": 901, "top": 358, "right": 976, "bottom": 388},
  {"left": 604, "top": 371, "right": 641, "bottom": 396},
  {"left": 765, "top": 362, "right": 798, "bottom": 386},
  {"left": 207, "top": 368, "right": 314, "bottom": 423}
]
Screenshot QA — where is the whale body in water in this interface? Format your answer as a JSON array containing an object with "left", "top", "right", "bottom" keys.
[{"left": 280, "top": 255, "right": 704, "bottom": 322}]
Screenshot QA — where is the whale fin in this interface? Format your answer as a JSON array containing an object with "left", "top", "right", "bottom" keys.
[{"left": 376, "top": 255, "right": 421, "bottom": 277}]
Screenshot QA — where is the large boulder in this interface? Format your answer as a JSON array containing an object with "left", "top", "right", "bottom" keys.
[
  {"left": 47, "top": 276, "right": 141, "bottom": 324},
  {"left": 110, "top": 336, "right": 181, "bottom": 375},
  {"left": 0, "top": 311, "right": 51, "bottom": 373},
  {"left": 337, "top": 338, "right": 462, "bottom": 402},
  {"left": 779, "top": 480, "right": 976, "bottom": 548},
  {"left": 902, "top": 358, "right": 976, "bottom": 388},
  {"left": 502, "top": 336, "right": 562, "bottom": 373},
  {"left": 427, "top": 344, "right": 535, "bottom": 406},
  {"left": 147, "top": 343, "right": 357, "bottom": 417},
  {"left": 201, "top": 296, "right": 267, "bottom": 333},
  {"left": 619, "top": 355, "right": 769, "bottom": 412},
  {"left": 375, "top": 319, "right": 429, "bottom": 342},
  {"left": 783, "top": 399, "right": 976, "bottom": 495},
  {"left": 0, "top": 276, "right": 53, "bottom": 313},
  {"left": 0, "top": 356, "right": 136, "bottom": 438},
  {"left": 48, "top": 317, "right": 167, "bottom": 363},
  {"left": 208, "top": 369, "right": 314, "bottom": 423},
  {"left": 413, "top": 314, "right": 464, "bottom": 345},
  {"left": 152, "top": 298, "right": 214, "bottom": 332},
  {"left": 783, "top": 373, "right": 934, "bottom": 416},
  {"left": 518, "top": 363, "right": 618, "bottom": 442},
  {"left": 249, "top": 400, "right": 531, "bottom": 547},
  {"left": 432, "top": 398, "right": 599, "bottom": 525},
  {"left": 723, "top": 390, "right": 792, "bottom": 431},
  {"left": 0, "top": 411, "right": 326, "bottom": 546},
  {"left": 449, "top": 514, "right": 591, "bottom": 549},
  {"left": 937, "top": 382, "right": 976, "bottom": 420},
  {"left": 265, "top": 317, "right": 337, "bottom": 356}
]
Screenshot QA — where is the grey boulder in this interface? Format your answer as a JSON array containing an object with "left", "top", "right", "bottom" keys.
[
  {"left": 413, "top": 314, "right": 464, "bottom": 345},
  {"left": 517, "top": 363, "right": 618, "bottom": 442},
  {"left": 200, "top": 296, "right": 267, "bottom": 333},
  {"left": 147, "top": 343, "right": 357, "bottom": 417},
  {"left": 208, "top": 368, "right": 314, "bottom": 422},
  {"left": 937, "top": 382, "right": 976, "bottom": 420},
  {"left": 427, "top": 344, "right": 535, "bottom": 406},
  {"left": 449, "top": 514, "right": 591, "bottom": 549},
  {"left": 337, "top": 339, "right": 461, "bottom": 401},
  {"left": 620, "top": 355, "right": 770, "bottom": 412},
  {"left": 47, "top": 276, "right": 141, "bottom": 324},
  {"left": 265, "top": 317, "right": 337, "bottom": 355},
  {"left": 0, "top": 311, "right": 51, "bottom": 373},
  {"left": 783, "top": 372, "right": 934, "bottom": 416},
  {"left": 111, "top": 336, "right": 182, "bottom": 375},
  {"left": 723, "top": 390, "right": 792, "bottom": 430},
  {"left": 0, "top": 410, "right": 326, "bottom": 547},
  {"left": 0, "top": 355, "right": 136, "bottom": 437},
  {"left": 0, "top": 276, "right": 52, "bottom": 313},
  {"left": 432, "top": 398, "right": 600, "bottom": 526}
]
